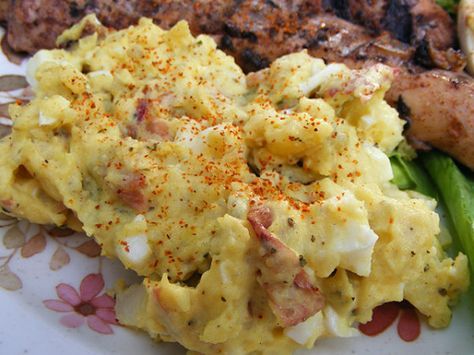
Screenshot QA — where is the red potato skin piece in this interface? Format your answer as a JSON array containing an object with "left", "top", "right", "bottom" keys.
[
  {"left": 116, "top": 173, "right": 148, "bottom": 211},
  {"left": 247, "top": 205, "right": 325, "bottom": 327},
  {"left": 133, "top": 99, "right": 171, "bottom": 140},
  {"left": 146, "top": 119, "right": 170, "bottom": 139}
]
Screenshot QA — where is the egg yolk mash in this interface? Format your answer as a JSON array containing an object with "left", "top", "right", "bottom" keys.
[{"left": 0, "top": 15, "right": 469, "bottom": 354}]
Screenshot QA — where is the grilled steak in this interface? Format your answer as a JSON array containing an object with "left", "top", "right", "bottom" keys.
[
  {"left": 1, "top": 0, "right": 474, "bottom": 169},
  {"left": 1, "top": 0, "right": 463, "bottom": 72}
]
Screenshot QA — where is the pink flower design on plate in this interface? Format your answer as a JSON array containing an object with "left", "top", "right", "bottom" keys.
[
  {"left": 358, "top": 301, "right": 421, "bottom": 342},
  {"left": 43, "top": 273, "right": 118, "bottom": 334}
]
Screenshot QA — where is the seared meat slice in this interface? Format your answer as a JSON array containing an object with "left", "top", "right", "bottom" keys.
[
  {"left": 386, "top": 70, "right": 474, "bottom": 170},
  {"left": 410, "top": 0, "right": 464, "bottom": 70},
  {"left": 7, "top": 1, "right": 78, "bottom": 55},
  {"left": 221, "top": 9, "right": 418, "bottom": 72},
  {"left": 323, "top": 0, "right": 463, "bottom": 70},
  {"left": 3, "top": 0, "right": 234, "bottom": 54},
  {"left": 2, "top": 0, "right": 462, "bottom": 71}
]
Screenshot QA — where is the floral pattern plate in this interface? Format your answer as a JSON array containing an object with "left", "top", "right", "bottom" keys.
[{"left": 0, "top": 28, "right": 473, "bottom": 355}]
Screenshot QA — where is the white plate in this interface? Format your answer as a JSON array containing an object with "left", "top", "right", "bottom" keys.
[{"left": 0, "top": 29, "right": 473, "bottom": 355}]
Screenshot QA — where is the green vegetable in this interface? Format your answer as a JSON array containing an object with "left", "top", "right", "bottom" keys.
[
  {"left": 436, "top": 0, "right": 460, "bottom": 14},
  {"left": 421, "top": 151, "right": 474, "bottom": 275},
  {"left": 390, "top": 153, "right": 438, "bottom": 199},
  {"left": 390, "top": 156, "right": 413, "bottom": 190}
]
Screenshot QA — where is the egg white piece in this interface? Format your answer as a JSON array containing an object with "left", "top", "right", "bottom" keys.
[{"left": 116, "top": 234, "right": 152, "bottom": 267}]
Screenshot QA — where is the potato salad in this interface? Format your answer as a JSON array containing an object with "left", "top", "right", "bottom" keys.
[{"left": 0, "top": 15, "right": 468, "bottom": 354}]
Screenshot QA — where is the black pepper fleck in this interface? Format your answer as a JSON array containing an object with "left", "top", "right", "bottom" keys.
[
  {"left": 299, "top": 255, "right": 307, "bottom": 267},
  {"left": 287, "top": 217, "right": 295, "bottom": 227}
]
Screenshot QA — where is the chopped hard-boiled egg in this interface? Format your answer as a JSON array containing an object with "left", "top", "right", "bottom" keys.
[{"left": 116, "top": 234, "right": 152, "bottom": 268}]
